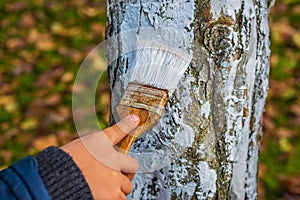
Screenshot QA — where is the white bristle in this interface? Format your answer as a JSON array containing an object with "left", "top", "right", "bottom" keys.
[{"left": 128, "top": 40, "right": 192, "bottom": 96}]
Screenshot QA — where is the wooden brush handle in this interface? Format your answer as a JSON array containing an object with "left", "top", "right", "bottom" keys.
[
  {"left": 116, "top": 134, "right": 137, "bottom": 154},
  {"left": 116, "top": 106, "right": 161, "bottom": 153},
  {"left": 115, "top": 82, "right": 169, "bottom": 154}
]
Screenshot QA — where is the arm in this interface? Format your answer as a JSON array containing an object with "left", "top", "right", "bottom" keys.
[
  {"left": 0, "top": 115, "right": 140, "bottom": 200},
  {"left": 0, "top": 156, "right": 51, "bottom": 200}
]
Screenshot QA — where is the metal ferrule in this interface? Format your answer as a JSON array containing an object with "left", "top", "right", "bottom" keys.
[{"left": 119, "top": 82, "right": 169, "bottom": 116}]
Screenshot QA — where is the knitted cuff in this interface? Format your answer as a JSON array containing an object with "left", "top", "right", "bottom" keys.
[{"left": 35, "top": 146, "right": 93, "bottom": 200}]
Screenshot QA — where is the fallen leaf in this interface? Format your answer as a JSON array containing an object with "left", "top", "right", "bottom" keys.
[
  {"left": 60, "top": 72, "right": 74, "bottom": 83},
  {"left": 291, "top": 5, "right": 300, "bottom": 15},
  {"left": 20, "top": 50, "right": 37, "bottom": 63},
  {"left": 272, "top": 20, "right": 296, "bottom": 44},
  {"left": 1, "top": 150, "right": 13, "bottom": 164},
  {"left": 6, "top": 38, "right": 25, "bottom": 50},
  {"left": 68, "top": 0, "right": 86, "bottom": 7},
  {"left": 270, "top": 3, "right": 287, "bottom": 15},
  {"left": 0, "top": 95, "right": 15, "bottom": 106},
  {"left": 0, "top": 135, "right": 3, "bottom": 147},
  {"left": 27, "top": 29, "right": 39, "bottom": 43},
  {"left": 70, "top": 50, "right": 84, "bottom": 63},
  {"left": 264, "top": 102, "right": 278, "bottom": 118},
  {"left": 44, "top": 94, "right": 61, "bottom": 106},
  {"left": 277, "top": 127, "right": 295, "bottom": 138},
  {"left": 1, "top": 18, "right": 10, "bottom": 29},
  {"left": 19, "top": 12, "right": 36, "bottom": 28},
  {"left": 46, "top": 111, "right": 66, "bottom": 123},
  {"left": 278, "top": 174, "right": 300, "bottom": 195},
  {"left": 35, "top": 35, "right": 55, "bottom": 51},
  {"left": 51, "top": 22, "right": 67, "bottom": 36},
  {"left": 269, "top": 79, "right": 291, "bottom": 98},
  {"left": 67, "top": 27, "right": 81, "bottom": 37},
  {"left": 25, "top": 100, "right": 49, "bottom": 118},
  {"left": 258, "top": 163, "right": 267, "bottom": 179},
  {"left": 57, "top": 130, "right": 74, "bottom": 145},
  {"left": 0, "top": 123, "right": 9, "bottom": 132},
  {"left": 12, "top": 59, "right": 33, "bottom": 75},
  {"left": 292, "top": 32, "right": 300, "bottom": 49},
  {"left": 57, "top": 106, "right": 70, "bottom": 119},
  {"left": 35, "top": 67, "right": 63, "bottom": 87},
  {"left": 5, "top": 2, "right": 28, "bottom": 12},
  {"left": 270, "top": 54, "right": 279, "bottom": 67},
  {"left": 27, "top": 29, "right": 55, "bottom": 51},
  {"left": 91, "top": 22, "right": 105, "bottom": 33},
  {"left": 279, "top": 138, "right": 292, "bottom": 152},
  {"left": 4, "top": 128, "right": 18, "bottom": 139},
  {"left": 263, "top": 116, "right": 275, "bottom": 131},
  {"left": 32, "top": 135, "right": 58, "bottom": 151},
  {"left": 280, "top": 193, "right": 300, "bottom": 200},
  {"left": 257, "top": 178, "right": 266, "bottom": 200},
  {"left": 20, "top": 118, "right": 38, "bottom": 130},
  {"left": 81, "top": 7, "right": 100, "bottom": 17}
]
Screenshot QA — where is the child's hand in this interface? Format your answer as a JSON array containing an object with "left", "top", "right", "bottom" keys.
[{"left": 61, "top": 115, "right": 140, "bottom": 200}]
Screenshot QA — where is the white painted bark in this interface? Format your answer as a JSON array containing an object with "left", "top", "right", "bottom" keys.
[{"left": 106, "top": 0, "right": 271, "bottom": 199}]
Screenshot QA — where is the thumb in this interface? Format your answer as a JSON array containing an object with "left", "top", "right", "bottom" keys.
[{"left": 103, "top": 114, "right": 140, "bottom": 145}]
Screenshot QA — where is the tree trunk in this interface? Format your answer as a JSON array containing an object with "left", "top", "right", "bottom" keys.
[{"left": 106, "top": 0, "right": 271, "bottom": 199}]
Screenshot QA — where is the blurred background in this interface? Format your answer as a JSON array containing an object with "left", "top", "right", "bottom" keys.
[{"left": 0, "top": 0, "right": 299, "bottom": 199}]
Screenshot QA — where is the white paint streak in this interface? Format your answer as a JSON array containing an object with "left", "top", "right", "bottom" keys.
[
  {"left": 174, "top": 124, "right": 195, "bottom": 147},
  {"left": 141, "top": 1, "right": 194, "bottom": 30},
  {"left": 200, "top": 101, "right": 211, "bottom": 119},
  {"left": 210, "top": 0, "right": 242, "bottom": 20},
  {"left": 181, "top": 181, "right": 197, "bottom": 197},
  {"left": 131, "top": 149, "right": 171, "bottom": 173},
  {"left": 120, "top": 3, "right": 140, "bottom": 31},
  {"left": 197, "top": 162, "right": 217, "bottom": 199},
  {"left": 230, "top": 2, "right": 257, "bottom": 199}
]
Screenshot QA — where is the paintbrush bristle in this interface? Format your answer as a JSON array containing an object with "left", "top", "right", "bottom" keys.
[{"left": 128, "top": 40, "right": 192, "bottom": 96}]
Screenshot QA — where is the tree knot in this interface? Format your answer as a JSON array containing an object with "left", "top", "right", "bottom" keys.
[{"left": 203, "top": 20, "right": 238, "bottom": 63}]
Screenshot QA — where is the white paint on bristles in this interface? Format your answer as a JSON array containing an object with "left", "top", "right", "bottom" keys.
[{"left": 128, "top": 40, "right": 192, "bottom": 96}]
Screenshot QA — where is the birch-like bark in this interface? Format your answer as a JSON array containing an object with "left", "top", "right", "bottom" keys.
[{"left": 106, "top": 0, "right": 271, "bottom": 199}]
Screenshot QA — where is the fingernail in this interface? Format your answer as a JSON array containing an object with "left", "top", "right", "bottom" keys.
[{"left": 130, "top": 114, "right": 140, "bottom": 123}]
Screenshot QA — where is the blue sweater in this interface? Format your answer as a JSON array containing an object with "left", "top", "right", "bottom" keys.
[
  {"left": 0, "top": 157, "right": 51, "bottom": 200},
  {"left": 0, "top": 147, "right": 93, "bottom": 200}
]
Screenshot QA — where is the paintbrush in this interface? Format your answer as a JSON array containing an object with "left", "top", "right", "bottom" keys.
[{"left": 116, "top": 40, "right": 192, "bottom": 153}]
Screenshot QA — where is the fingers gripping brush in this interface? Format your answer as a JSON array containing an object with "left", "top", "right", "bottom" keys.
[{"left": 116, "top": 40, "right": 192, "bottom": 153}]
